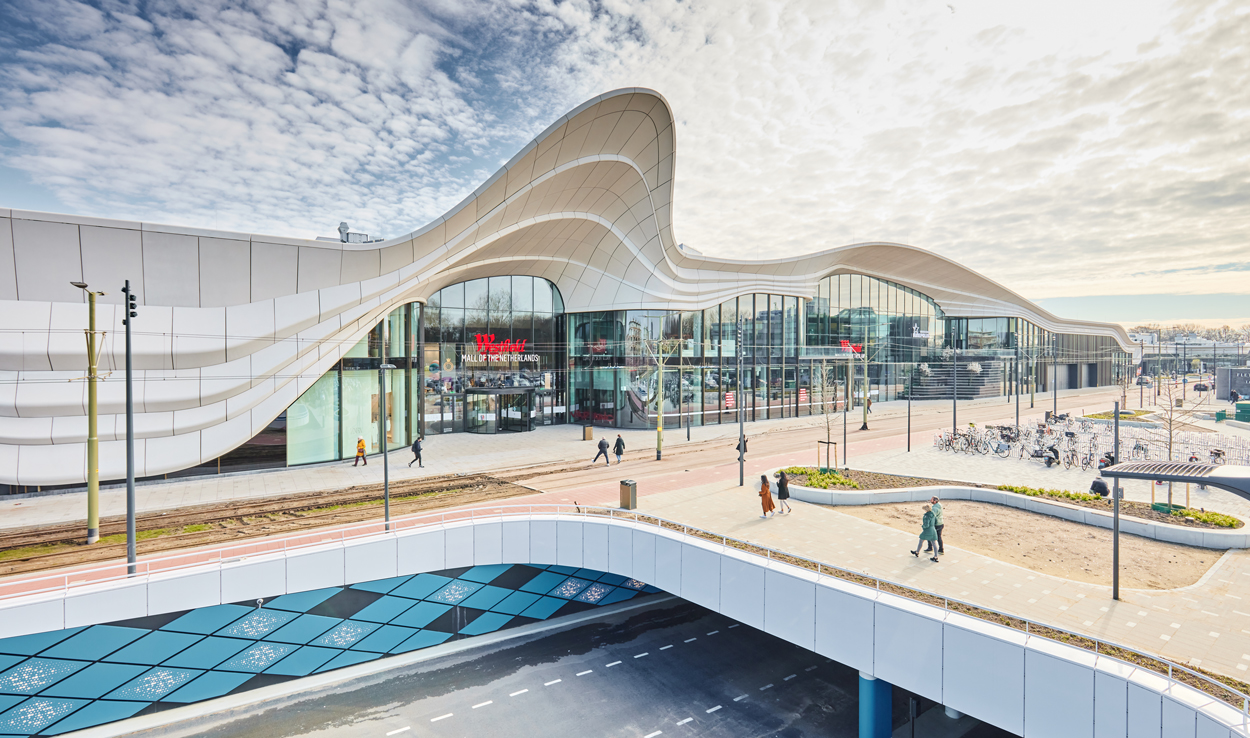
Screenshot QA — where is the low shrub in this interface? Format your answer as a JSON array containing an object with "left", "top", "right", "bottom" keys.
[
  {"left": 1173, "top": 509, "right": 1239, "bottom": 528},
  {"left": 782, "top": 466, "right": 861, "bottom": 490},
  {"left": 996, "top": 484, "right": 1103, "bottom": 503}
]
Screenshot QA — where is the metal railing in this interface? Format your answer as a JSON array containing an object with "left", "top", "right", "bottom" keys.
[{"left": 0, "top": 502, "right": 1246, "bottom": 722}]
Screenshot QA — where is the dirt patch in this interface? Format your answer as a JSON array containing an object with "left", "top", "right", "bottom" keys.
[
  {"left": 0, "top": 476, "right": 539, "bottom": 577},
  {"left": 836, "top": 501, "right": 1217, "bottom": 589},
  {"left": 784, "top": 468, "right": 1242, "bottom": 530}
]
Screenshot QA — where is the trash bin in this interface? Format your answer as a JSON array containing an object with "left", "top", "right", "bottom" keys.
[
  {"left": 583, "top": 425, "right": 594, "bottom": 441},
  {"left": 1175, "top": 398, "right": 1183, "bottom": 408},
  {"left": 619, "top": 479, "right": 636, "bottom": 510}
]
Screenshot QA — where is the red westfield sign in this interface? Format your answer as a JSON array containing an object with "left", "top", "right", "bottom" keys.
[
  {"left": 839, "top": 339, "right": 863, "bottom": 353},
  {"left": 474, "top": 333, "right": 527, "bottom": 356}
]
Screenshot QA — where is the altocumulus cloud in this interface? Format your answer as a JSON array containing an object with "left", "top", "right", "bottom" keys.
[{"left": 1, "top": 0, "right": 1248, "bottom": 306}]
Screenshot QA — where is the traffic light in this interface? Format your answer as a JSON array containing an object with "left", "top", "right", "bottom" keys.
[{"left": 121, "top": 284, "right": 138, "bottom": 325}]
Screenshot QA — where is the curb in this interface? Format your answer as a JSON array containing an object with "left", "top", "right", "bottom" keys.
[{"left": 763, "top": 467, "right": 1248, "bottom": 550}]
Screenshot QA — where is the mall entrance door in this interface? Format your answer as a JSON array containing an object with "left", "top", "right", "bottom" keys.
[{"left": 466, "top": 389, "right": 533, "bottom": 434}]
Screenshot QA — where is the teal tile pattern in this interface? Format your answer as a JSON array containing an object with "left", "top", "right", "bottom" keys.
[{"left": 0, "top": 564, "right": 659, "bottom": 736}]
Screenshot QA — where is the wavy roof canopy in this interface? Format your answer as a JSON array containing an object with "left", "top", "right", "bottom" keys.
[{"left": 0, "top": 88, "right": 1132, "bottom": 485}]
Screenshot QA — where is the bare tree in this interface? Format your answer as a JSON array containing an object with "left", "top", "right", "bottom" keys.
[{"left": 1146, "top": 380, "right": 1204, "bottom": 507}]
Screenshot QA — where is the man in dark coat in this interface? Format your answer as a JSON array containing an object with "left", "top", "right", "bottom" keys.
[
  {"left": 593, "top": 437, "right": 610, "bottom": 466},
  {"left": 408, "top": 437, "right": 423, "bottom": 468},
  {"left": 613, "top": 434, "right": 625, "bottom": 464}
]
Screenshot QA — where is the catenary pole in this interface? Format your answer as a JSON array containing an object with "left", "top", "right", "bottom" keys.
[
  {"left": 122, "top": 281, "right": 137, "bottom": 574},
  {"left": 1113, "top": 401, "right": 1121, "bottom": 601},
  {"left": 71, "top": 282, "right": 103, "bottom": 544},
  {"left": 730, "top": 320, "right": 740, "bottom": 487},
  {"left": 1015, "top": 339, "right": 1020, "bottom": 429},
  {"left": 380, "top": 362, "right": 397, "bottom": 530}
]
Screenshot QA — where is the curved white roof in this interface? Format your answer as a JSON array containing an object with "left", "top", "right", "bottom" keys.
[{"left": 0, "top": 88, "right": 1131, "bottom": 485}]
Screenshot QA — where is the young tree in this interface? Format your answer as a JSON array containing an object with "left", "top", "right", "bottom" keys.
[{"left": 1146, "top": 379, "right": 1203, "bottom": 507}]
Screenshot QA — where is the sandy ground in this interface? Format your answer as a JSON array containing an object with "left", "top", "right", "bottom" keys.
[{"left": 836, "top": 501, "right": 1218, "bottom": 590}]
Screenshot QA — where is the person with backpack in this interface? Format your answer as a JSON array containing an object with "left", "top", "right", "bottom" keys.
[
  {"left": 613, "top": 434, "right": 625, "bottom": 464},
  {"left": 408, "top": 436, "right": 423, "bottom": 468}
]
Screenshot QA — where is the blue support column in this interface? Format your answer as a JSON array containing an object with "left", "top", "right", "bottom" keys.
[{"left": 859, "top": 671, "right": 892, "bottom": 738}]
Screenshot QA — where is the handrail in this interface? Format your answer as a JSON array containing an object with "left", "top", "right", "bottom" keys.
[{"left": 0, "top": 502, "right": 1246, "bottom": 720}]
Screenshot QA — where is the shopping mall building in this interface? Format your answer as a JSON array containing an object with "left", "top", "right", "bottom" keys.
[{"left": 0, "top": 89, "right": 1134, "bottom": 490}]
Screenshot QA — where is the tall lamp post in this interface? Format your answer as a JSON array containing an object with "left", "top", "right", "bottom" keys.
[
  {"left": 71, "top": 281, "right": 105, "bottom": 544},
  {"left": 736, "top": 320, "right": 745, "bottom": 486},
  {"left": 121, "top": 281, "right": 138, "bottom": 574},
  {"left": 379, "top": 363, "right": 397, "bottom": 530}
]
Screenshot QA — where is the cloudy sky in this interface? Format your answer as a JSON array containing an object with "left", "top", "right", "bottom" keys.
[{"left": 1, "top": 0, "right": 1246, "bottom": 326}]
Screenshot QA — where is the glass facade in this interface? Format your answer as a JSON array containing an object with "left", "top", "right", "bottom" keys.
[
  {"left": 421, "top": 276, "right": 567, "bottom": 436},
  {"left": 139, "top": 271, "right": 1131, "bottom": 478}
]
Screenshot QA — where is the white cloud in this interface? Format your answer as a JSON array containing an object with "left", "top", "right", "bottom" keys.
[{"left": 0, "top": 0, "right": 1246, "bottom": 310}]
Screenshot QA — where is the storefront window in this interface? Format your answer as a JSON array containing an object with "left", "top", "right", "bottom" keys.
[{"left": 287, "top": 371, "right": 339, "bottom": 465}]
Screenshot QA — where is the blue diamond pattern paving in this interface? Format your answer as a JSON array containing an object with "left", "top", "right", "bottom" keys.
[{"left": 0, "top": 564, "right": 660, "bottom": 736}]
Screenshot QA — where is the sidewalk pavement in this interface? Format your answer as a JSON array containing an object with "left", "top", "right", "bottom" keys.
[
  {"left": 2, "top": 386, "right": 1116, "bottom": 530},
  {"left": 632, "top": 479, "right": 1250, "bottom": 684}
]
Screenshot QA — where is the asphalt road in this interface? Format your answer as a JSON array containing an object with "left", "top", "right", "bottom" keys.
[{"left": 185, "top": 600, "right": 1017, "bottom": 738}]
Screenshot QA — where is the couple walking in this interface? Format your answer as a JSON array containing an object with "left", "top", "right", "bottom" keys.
[
  {"left": 909, "top": 496, "right": 945, "bottom": 562},
  {"left": 593, "top": 434, "right": 626, "bottom": 465},
  {"left": 757, "top": 471, "right": 793, "bottom": 518}
]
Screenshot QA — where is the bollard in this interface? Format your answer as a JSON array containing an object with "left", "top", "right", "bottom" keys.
[{"left": 619, "top": 480, "right": 637, "bottom": 510}]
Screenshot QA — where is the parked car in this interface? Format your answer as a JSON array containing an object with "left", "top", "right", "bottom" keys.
[
  {"left": 1194, "top": 382, "right": 1209, "bottom": 392},
  {"left": 1135, "top": 376, "right": 1152, "bottom": 386}
]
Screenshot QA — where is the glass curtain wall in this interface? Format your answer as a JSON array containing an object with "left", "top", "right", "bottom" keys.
[{"left": 421, "top": 276, "right": 566, "bottom": 436}]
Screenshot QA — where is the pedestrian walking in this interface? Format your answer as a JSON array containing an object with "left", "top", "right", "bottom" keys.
[
  {"left": 775, "top": 470, "right": 792, "bottom": 514},
  {"left": 924, "top": 496, "right": 944, "bottom": 555},
  {"left": 910, "top": 504, "right": 939, "bottom": 562},
  {"left": 408, "top": 436, "right": 423, "bottom": 468},
  {"left": 866, "top": 396, "right": 873, "bottom": 413},
  {"left": 613, "top": 434, "right": 625, "bottom": 464},
  {"left": 353, "top": 436, "right": 367, "bottom": 466},
  {"left": 1090, "top": 477, "right": 1110, "bottom": 498},
  {"left": 1232, "top": 389, "right": 1241, "bottom": 405},
  {"left": 736, "top": 437, "right": 748, "bottom": 455},
  {"left": 592, "top": 437, "right": 610, "bottom": 466},
  {"left": 758, "top": 474, "right": 776, "bottom": 518}
]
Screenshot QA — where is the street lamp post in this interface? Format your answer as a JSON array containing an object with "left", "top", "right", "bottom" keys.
[
  {"left": 859, "top": 342, "right": 869, "bottom": 431},
  {"left": 121, "top": 281, "right": 138, "bottom": 574},
  {"left": 379, "top": 363, "right": 397, "bottom": 530},
  {"left": 1052, "top": 334, "right": 1058, "bottom": 419},
  {"left": 737, "top": 320, "right": 744, "bottom": 486},
  {"left": 71, "top": 282, "right": 105, "bottom": 544}
]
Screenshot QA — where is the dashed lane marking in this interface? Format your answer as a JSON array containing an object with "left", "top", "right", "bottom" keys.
[
  {"left": 472, "top": 701, "right": 492, "bottom": 709},
  {"left": 660, "top": 645, "right": 673, "bottom": 650},
  {"left": 706, "top": 705, "right": 722, "bottom": 713},
  {"left": 784, "top": 674, "right": 797, "bottom": 681},
  {"left": 644, "top": 732, "right": 663, "bottom": 738},
  {"left": 728, "top": 624, "right": 740, "bottom": 629},
  {"left": 385, "top": 728, "right": 410, "bottom": 736},
  {"left": 804, "top": 666, "right": 817, "bottom": 672},
  {"left": 607, "top": 661, "right": 622, "bottom": 667},
  {"left": 431, "top": 714, "right": 453, "bottom": 723},
  {"left": 706, "top": 630, "right": 720, "bottom": 635},
  {"left": 733, "top": 695, "right": 747, "bottom": 702},
  {"left": 510, "top": 689, "right": 528, "bottom": 697},
  {"left": 635, "top": 652, "right": 649, "bottom": 658},
  {"left": 684, "top": 638, "right": 697, "bottom": 643},
  {"left": 577, "top": 670, "right": 593, "bottom": 676},
  {"left": 676, "top": 718, "right": 693, "bottom": 725},
  {"left": 545, "top": 679, "right": 562, "bottom": 686},
  {"left": 759, "top": 684, "right": 773, "bottom": 691}
]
